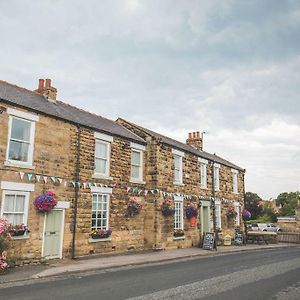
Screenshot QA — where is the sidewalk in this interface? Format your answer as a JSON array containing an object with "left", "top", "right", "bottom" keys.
[{"left": 0, "top": 243, "right": 297, "bottom": 285}]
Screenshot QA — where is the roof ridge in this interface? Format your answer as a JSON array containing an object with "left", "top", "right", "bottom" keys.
[{"left": 0, "top": 79, "right": 45, "bottom": 98}]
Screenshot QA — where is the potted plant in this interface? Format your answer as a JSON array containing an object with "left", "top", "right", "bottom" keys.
[
  {"left": 90, "top": 229, "right": 112, "bottom": 239},
  {"left": 185, "top": 203, "right": 198, "bottom": 219},
  {"left": 161, "top": 198, "right": 175, "bottom": 217},
  {"left": 8, "top": 224, "right": 29, "bottom": 237},
  {"left": 0, "top": 218, "right": 10, "bottom": 272},
  {"left": 127, "top": 197, "right": 142, "bottom": 216},
  {"left": 174, "top": 229, "right": 185, "bottom": 237},
  {"left": 34, "top": 191, "right": 57, "bottom": 212},
  {"left": 242, "top": 209, "right": 251, "bottom": 221},
  {"left": 226, "top": 206, "right": 237, "bottom": 219}
]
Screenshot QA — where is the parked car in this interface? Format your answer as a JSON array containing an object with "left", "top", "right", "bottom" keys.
[{"left": 248, "top": 223, "right": 282, "bottom": 232}]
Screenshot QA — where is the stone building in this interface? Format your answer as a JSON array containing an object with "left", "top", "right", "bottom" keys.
[
  {"left": 0, "top": 79, "right": 245, "bottom": 263},
  {"left": 0, "top": 79, "right": 146, "bottom": 262},
  {"left": 117, "top": 119, "right": 245, "bottom": 249}
]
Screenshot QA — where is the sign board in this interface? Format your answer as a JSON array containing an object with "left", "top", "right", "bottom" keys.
[
  {"left": 234, "top": 231, "right": 244, "bottom": 245},
  {"left": 202, "top": 232, "right": 215, "bottom": 250}
]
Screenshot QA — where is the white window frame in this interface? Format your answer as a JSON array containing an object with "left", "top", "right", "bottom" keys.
[
  {"left": 199, "top": 158, "right": 208, "bottom": 189},
  {"left": 174, "top": 195, "right": 184, "bottom": 230},
  {"left": 234, "top": 201, "right": 241, "bottom": 227},
  {"left": 0, "top": 181, "right": 34, "bottom": 228},
  {"left": 5, "top": 108, "right": 39, "bottom": 168},
  {"left": 91, "top": 193, "right": 110, "bottom": 231},
  {"left": 231, "top": 169, "right": 239, "bottom": 194},
  {"left": 213, "top": 163, "right": 220, "bottom": 192},
  {"left": 172, "top": 149, "right": 184, "bottom": 185},
  {"left": 215, "top": 199, "right": 222, "bottom": 229},
  {"left": 93, "top": 132, "right": 113, "bottom": 179},
  {"left": 130, "top": 143, "right": 145, "bottom": 184}
]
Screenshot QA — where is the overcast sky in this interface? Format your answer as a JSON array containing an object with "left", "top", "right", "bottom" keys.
[{"left": 0, "top": 0, "right": 299, "bottom": 199}]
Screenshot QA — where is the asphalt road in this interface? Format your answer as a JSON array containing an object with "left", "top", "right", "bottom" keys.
[{"left": 1, "top": 247, "right": 300, "bottom": 300}]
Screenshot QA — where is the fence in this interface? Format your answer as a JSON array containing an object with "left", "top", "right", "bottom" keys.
[{"left": 277, "top": 232, "right": 300, "bottom": 244}]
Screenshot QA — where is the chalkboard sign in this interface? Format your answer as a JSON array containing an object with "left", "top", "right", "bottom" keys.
[
  {"left": 202, "top": 232, "right": 215, "bottom": 250},
  {"left": 234, "top": 231, "right": 244, "bottom": 246}
]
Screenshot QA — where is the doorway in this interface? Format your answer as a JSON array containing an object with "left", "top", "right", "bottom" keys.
[{"left": 42, "top": 209, "right": 64, "bottom": 259}]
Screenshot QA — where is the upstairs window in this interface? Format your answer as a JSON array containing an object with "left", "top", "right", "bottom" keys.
[
  {"left": 199, "top": 158, "right": 208, "bottom": 189},
  {"left": 94, "top": 132, "right": 113, "bottom": 178},
  {"left": 6, "top": 108, "right": 38, "bottom": 167},
  {"left": 172, "top": 149, "right": 184, "bottom": 185},
  {"left": 213, "top": 164, "right": 220, "bottom": 191},
  {"left": 232, "top": 169, "right": 239, "bottom": 194},
  {"left": 130, "top": 143, "right": 145, "bottom": 183}
]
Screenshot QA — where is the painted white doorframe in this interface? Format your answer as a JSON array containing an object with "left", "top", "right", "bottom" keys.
[
  {"left": 41, "top": 209, "right": 65, "bottom": 259},
  {"left": 200, "top": 200, "right": 211, "bottom": 235}
]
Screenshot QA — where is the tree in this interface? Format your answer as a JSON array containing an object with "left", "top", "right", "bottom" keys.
[
  {"left": 275, "top": 192, "right": 300, "bottom": 216},
  {"left": 244, "top": 192, "right": 263, "bottom": 220},
  {"left": 262, "top": 201, "right": 278, "bottom": 223}
]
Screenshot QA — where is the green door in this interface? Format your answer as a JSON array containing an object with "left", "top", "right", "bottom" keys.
[
  {"left": 202, "top": 206, "right": 210, "bottom": 233},
  {"left": 43, "top": 210, "right": 63, "bottom": 259}
]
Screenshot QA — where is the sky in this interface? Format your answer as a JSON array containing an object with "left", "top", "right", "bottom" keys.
[{"left": 0, "top": 0, "right": 299, "bottom": 199}]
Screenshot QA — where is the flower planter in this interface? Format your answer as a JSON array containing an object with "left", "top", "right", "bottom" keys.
[
  {"left": 174, "top": 231, "right": 185, "bottom": 237},
  {"left": 91, "top": 234, "right": 110, "bottom": 239},
  {"left": 189, "top": 216, "right": 197, "bottom": 227},
  {"left": 11, "top": 230, "right": 26, "bottom": 237}
]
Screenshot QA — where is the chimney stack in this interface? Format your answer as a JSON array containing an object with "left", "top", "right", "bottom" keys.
[
  {"left": 186, "top": 131, "right": 203, "bottom": 150},
  {"left": 35, "top": 78, "right": 57, "bottom": 101}
]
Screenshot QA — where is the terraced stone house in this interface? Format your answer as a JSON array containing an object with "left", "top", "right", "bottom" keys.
[{"left": 0, "top": 79, "right": 245, "bottom": 263}]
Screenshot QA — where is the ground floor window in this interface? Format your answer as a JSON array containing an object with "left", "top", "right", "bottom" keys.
[
  {"left": 1, "top": 190, "right": 29, "bottom": 225},
  {"left": 91, "top": 193, "right": 109, "bottom": 230},
  {"left": 174, "top": 200, "right": 183, "bottom": 230},
  {"left": 234, "top": 202, "right": 240, "bottom": 227},
  {"left": 215, "top": 200, "right": 222, "bottom": 229}
]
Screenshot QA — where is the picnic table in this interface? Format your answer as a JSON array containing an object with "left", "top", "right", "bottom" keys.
[{"left": 246, "top": 231, "right": 277, "bottom": 245}]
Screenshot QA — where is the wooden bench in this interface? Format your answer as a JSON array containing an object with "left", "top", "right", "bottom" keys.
[{"left": 246, "top": 231, "right": 277, "bottom": 245}]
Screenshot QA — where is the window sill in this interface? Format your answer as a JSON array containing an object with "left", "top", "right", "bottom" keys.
[
  {"left": 4, "top": 160, "right": 35, "bottom": 170},
  {"left": 89, "top": 237, "right": 112, "bottom": 243},
  {"left": 173, "top": 182, "right": 184, "bottom": 186},
  {"left": 130, "top": 179, "right": 146, "bottom": 185},
  {"left": 232, "top": 192, "right": 239, "bottom": 195},
  {"left": 200, "top": 186, "right": 208, "bottom": 190},
  {"left": 173, "top": 236, "right": 185, "bottom": 241},
  {"left": 92, "top": 174, "right": 113, "bottom": 180},
  {"left": 11, "top": 234, "right": 30, "bottom": 240}
]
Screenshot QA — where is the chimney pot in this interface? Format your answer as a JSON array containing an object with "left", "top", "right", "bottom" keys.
[
  {"left": 45, "top": 78, "right": 51, "bottom": 88},
  {"left": 38, "top": 79, "right": 44, "bottom": 93},
  {"left": 196, "top": 131, "right": 200, "bottom": 138},
  {"left": 192, "top": 132, "right": 196, "bottom": 138},
  {"left": 188, "top": 132, "right": 192, "bottom": 139}
]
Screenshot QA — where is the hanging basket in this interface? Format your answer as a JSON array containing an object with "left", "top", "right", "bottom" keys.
[{"left": 34, "top": 192, "right": 57, "bottom": 213}]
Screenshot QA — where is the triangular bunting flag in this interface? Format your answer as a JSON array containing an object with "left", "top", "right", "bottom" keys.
[
  {"left": 35, "top": 175, "right": 41, "bottom": 182},
  {"left": 76, "top": 182, "right": 81, "bottom": 188},
  {"left": 88, "top": 182, "right": 92, "bottom": 188},
  {"left": 57, "top": 178, "right": 63, "bottom": 184},
  {"left": 43, "top": 176, "right": 48, "bottom": 183},
  {"left": 27, "top": 173, "right": 33, "bottom": 181},
  {"left": 127, "top": 187, "right": 131, "bottom": 193},
  {"left": 50, "top": 176, "right": 56, "bottom": 183},
  {"left": 71, "top": 181, "right": 76, "bottom": 188},
  {"left": 94, "top": 183, "right": 97, "bottom": 187},
  {"left": 19, "top": 172, "right": 25, "bottom": 180},
  {"left": 144, "top": 190, "right": 148, "bottom": 196},
  {"left": 83, "top": 182, "right": 87, "bottom": 189},
  {"left": 64, "top": 180, "right": 68, "bottom": 187}
]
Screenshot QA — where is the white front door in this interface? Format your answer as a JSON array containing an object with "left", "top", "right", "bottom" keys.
[{"left": 42, "top": 209, "right": 64, "bottom": 259}]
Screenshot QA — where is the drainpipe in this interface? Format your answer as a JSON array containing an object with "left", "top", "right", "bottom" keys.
[
  {"left": 211, "top": 158, "right": 217, "bottom": 250},
  {"left": 242, "top": 170, "right": 248, "bottom": 241},
  {"left": 71, "top": 124, "right": 81, "bottom": 259}
]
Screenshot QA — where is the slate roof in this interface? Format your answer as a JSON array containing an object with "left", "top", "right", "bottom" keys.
[
  {"left": 0, "top": 80, "right": 145, "bottom": 144},
  {"left": 118, "top": 118, "right": 244, "bottom": 172}
]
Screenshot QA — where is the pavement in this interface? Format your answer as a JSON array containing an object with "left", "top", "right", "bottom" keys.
[{"left": 0, "top": 243, "right": 298, "bottom": 285}]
